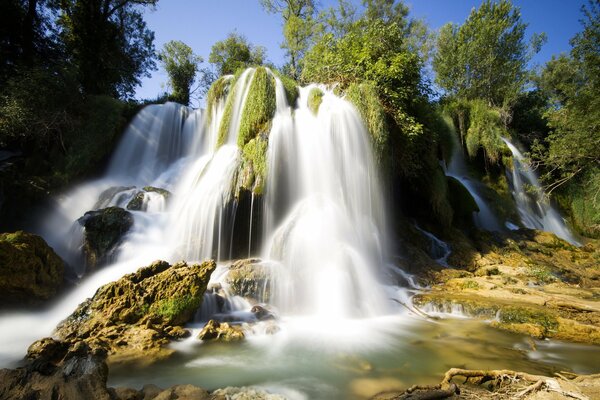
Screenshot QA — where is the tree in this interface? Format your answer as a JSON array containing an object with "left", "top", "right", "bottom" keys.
[
  {"left": 208, "top": 32, "right": 266, "bottom": 76},
  {"left": 535, "top": 0, "right": 599, "bottom": 194},
  {"left": 158, "top": 40, "right": 203, "bottom": 106},
  {"left": 433, "top": 0, "right": 544, "bottom": 108},
  {"left": 56, "top": 0, "right": 157, "bottom": 98},
  {"left": 259, "top": 0, "right": 315, "bottom": 79}
]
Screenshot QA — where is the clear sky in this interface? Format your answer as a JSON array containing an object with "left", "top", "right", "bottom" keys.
[{"left": 135, "top": 0, "right": 589, "bottom": 102}]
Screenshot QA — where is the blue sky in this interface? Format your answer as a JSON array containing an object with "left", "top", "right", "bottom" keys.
[{"left": 135, "top": 0, "right": 589, "bottom": 101}]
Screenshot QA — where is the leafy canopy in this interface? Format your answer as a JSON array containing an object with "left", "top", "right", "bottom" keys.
[{"left": 158, "top": 40, "right": 203, "bottom": 106}]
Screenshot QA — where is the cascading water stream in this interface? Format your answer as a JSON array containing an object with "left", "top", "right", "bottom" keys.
[
  {"left": 263, "top": 85, "right": 391, "bottom": 318},
  {"left": 502, "top": 137, "right": 579, "bottom": 245}
]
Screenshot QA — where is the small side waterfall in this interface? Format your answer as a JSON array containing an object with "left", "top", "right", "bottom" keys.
[
  {"left": 502, "top": 138, "right": 579, "bottom": 245},
  {"left": 445, "top": 130, "right": 501, "bottom": 231}
]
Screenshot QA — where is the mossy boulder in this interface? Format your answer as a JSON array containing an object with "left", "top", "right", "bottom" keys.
[
  {"left": 56, "top": 260, "right": 216, "bottom": 364},
  {"left": 197, "top": 319, "right": 245, "bottom": 342},
  {"left": 226, "top": 258, "right": 271, "bottom": 303},
  {"left": 78, "top": 207, "right": 134, "bottom": 271},
  {"left": 0, "top": 231, "right": 65, "bottom": 307},
  {"left": 308, "top": 87, "right": 324, "bottom": 115}
]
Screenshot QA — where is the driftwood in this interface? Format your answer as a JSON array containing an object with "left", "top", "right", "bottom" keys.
[{"left": 371, "top": 368, "right": 595, "bottom": 400}]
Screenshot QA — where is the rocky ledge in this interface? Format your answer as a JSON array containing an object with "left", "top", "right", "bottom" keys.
[
  {"left": 55, "top": 259, "right": 215, "bottom": 364},
  {"left": 412, "top": 229, "right": 600, "bottom": 344}
]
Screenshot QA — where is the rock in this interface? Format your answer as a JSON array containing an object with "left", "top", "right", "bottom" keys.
[
  {"left": 0, "top": 341, "right": 112, "bottom": 400},
  {"left": 94, "top": 186, "right": 135, "bottom": 209},
  {"left": 78, "top": 206, "right": 134, "bottom": 271},
  {"left": 0, "top": 231, "right": 65, "bottom": 307},
  {"left": 250, "top": 305, "right": 275, "bottom": 321},
  {"left": 227, "top": 258, "right": 271, "bottom": 302},
  {"left": 212, "top": 386, "right": 287, "bottom": 400},
  {"left": 153, "top": 384, "right": 211, "bottom": 400},
  {"left": 126, "top": 187, "right": 171, "bottom": 211},
  {"left": 56, "top": 260, "right": 216, "bottom": 364},
  {"left": 198, "top": 319, "right": 245, "bottom": 342}
]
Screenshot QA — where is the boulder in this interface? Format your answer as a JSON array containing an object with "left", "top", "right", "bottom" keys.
[
  {"left": 197, "top": 319, "right": 245, "bottom": 342},
  {"left": 0, "top": 231, "right": 65, "bottom": 307},
  {"left": 78, "top": 206, "right": 134, "bottom": 271},
  {"left": 94, "top": 186, "right": 135, "bottom": 210},
  {"left": 0, "top": 340, "right": 112, "bottom": 400},
  {"left": 227, "top": 258, "right": 271, "bottom": 302},
  {"left": 126, "top": 186, "right": 171, "bottom": 211},
  {"left": 56, "top": 260, "right": 216, "bottom": 364}
]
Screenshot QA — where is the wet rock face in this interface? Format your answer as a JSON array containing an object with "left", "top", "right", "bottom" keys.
[
  {"left": 0, "top": 231, "right": 65, "bottom": 307},
  {"left": 126, "top": 186, "right": 171, "bottom": 211},
  {"left": 78, "top": 206, "right": 134, "bottom": 271},
  {"left": 227, "top": 258, "right": 271, "bottom": 303},
  {"left": 56, "top": 260, "right": 216, "bottom": 364},
  {"left": 197, "top": 319, "right": 245, "bottom": 342},
  {"left": 0, "top": 340, "right": 112, "bottom": 400}
]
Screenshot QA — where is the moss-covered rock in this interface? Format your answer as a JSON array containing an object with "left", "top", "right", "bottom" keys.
[
  {"left": 307, "top": 87, "right": 323, "bottom": 115},
  {"left": 238, "top": 135, "right": 268, "bottom": 195},
  {"left": 237, "top": 67, "right": 276, "bottom": 148},
  {"left": 206, "top": 75, "right": 232, "bottom": 124},
  {"left": 56, "top": 260, "right": 216, "bottom": 364},
  {"left": 216, "top": 75, "right": 239, "bottom": 148},
  {"left": 78, "top": 206, "right": 134, "bottom": 271},
  {"left": 345, "top": 82, "right": 389, "bottom": 166},
  {"left": 0, "top": 231, "right": 65, "bottom": 307},
  {"left": 226, "top": 258, "right": 271, "bottom": 303},
  {"left": 274, "top": 71, "right": 299, "bottom": 107},
  {"left": 197, "top": 319, "right": 245, "bottom": 342}
]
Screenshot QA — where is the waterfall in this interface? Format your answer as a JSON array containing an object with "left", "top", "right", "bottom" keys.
[
  {"left": 445, "top": 130, "right": 501, "bottom": 231},
  {"left": 263, "top": 85, "right": 390, "bottom": 318},
  {"left": 502, "top": 138, "right": 579, "bottom": 245},
  {"left": 0, "top": 68, "right": 399, "bottom": 366}
]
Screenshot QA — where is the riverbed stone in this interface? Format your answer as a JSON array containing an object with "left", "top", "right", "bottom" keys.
[
  {"left": 198, "top": 319, "right": 245, "bottom": 342},
  {"left": 227, "top": 258, "right": 271, "bottom": 302}
]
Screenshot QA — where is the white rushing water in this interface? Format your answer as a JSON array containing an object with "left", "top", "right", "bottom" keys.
[
  {"left": 502, "top": 138, "right": 579, "bottom": 245},
  {"left": 444, "top": 130, "right": 501, "bottom": 231},
  {"left": 0, "top": 69, "right": 406, "bottom": 367}
]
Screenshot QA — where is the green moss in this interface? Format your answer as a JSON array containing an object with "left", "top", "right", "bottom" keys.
[
  {"left": 307, "top": 87, "right": 324, "bottom": 115},
  {"left": 499, "top": 306, "right": 559, "bottom": 334},
  {"left": 216, "top": 78, "right": 239, "bottom": 148},
  {"left": 151, "top": 294, "right": 201, "bottom": 324},
  {"left": 239, "top": 135, "right": 268, "bottom": 195},
  {"left": 345, "top": 82, "right": 389, "bottom": 166},
  {"left": 272, "top": 70, "right": 299, "bottom": 106},
  {"left": 464, "top": 99, "right": 507, "bottom": 164},
  {"left": 527, "top": 265, "right": 556, "bottom": 284},
  {"left": 459, "top": 280, "right": 480, "bottom": 290},
  {"left": 237, "top": 67, "right": 276, "bottom": 148},
  {"left": 206, "top": 76, "right": 232, "bottom": 124}
]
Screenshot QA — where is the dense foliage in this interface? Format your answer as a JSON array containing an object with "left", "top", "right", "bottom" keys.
[
  {"left": 209, "top": 32, "right": 266, "bottom": 76},
  {"left": 158, "top": 40, "right": 203, "bottom": 106}
]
